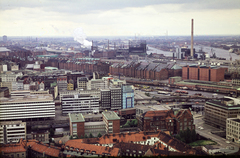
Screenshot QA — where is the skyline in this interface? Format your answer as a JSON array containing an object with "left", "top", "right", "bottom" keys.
[{"left": 0, "top": 0, "right": 240, "bottom": 37}]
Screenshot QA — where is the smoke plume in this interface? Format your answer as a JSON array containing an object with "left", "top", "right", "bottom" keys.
[{"left": 73, "top": 28, "right": 92, "bottom": 48}]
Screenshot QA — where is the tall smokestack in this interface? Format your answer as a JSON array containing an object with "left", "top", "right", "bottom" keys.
[{"left": 191, "top": 19, "right": 194, "bottom": 57}]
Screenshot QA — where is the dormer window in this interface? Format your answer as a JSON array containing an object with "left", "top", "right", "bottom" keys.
[
  {"left": 133, "top": 150, "right": 136, "bottom": 153},
  {"left": 139, "top": 151, "right": 142, "bottom": 154},
  {"left": 126, "top": 149, "right": 129, "bottom": 152}
]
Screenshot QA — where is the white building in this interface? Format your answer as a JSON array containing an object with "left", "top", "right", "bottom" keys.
[
  {"left": 0, "top": 121, "right": 26, "bottom": 144},
  {"left": 77, "top": 77, "right": 88, "bottom": 90},
  {"left": 87, "top": 79, "right": 108, "bottom": 90},
  {"left": 0, "top": 94, "right": 55, "bottom": 121},
  {"left": 24, "top": 83, "right": 30, "bottom": 90},
  {"left": 226, "top": 115, "right": 240, "bottom": 144},
  {"left": 61, "top": 94, "right": 99, "bottom": 115}
]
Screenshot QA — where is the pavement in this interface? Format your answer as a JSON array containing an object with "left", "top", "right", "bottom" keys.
[{"left": 193, "top": 114, "right": 239, "bottom": 150}]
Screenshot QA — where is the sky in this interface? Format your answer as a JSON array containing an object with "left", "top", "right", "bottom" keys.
[{"left": 0, "top": 0, "right": 240, "bottom": 37}]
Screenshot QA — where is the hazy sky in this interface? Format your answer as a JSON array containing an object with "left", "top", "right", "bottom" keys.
[{"left": 0, "top": 0, "right": 240, "bottom": 37}]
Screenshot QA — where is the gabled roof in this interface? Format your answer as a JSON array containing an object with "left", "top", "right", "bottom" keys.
[
  {"left": 113, "top": 142, "right": 151, "bottom": 153},
  {"left": 155, "top": 63, "right": 168, "bottom": 72},
  {"left": 0, "top": 144, "right": 26, "bottom": 154},
  {"left": 136, "top": 62, "right": 149, "bottom": 70},
  {"left": 64, "top": 139, "right": 119, "bottom": 157},
  {"left": 26, "top": 140, "right": 60, "bottom": 157},
  {"left": 175, "top": 109, "right": 192, "bottom": 119}
]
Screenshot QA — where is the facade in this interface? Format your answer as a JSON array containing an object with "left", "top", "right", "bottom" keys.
[
  {"left": 182, "top": 65, "right": 227, "bottom": 82},
  {"left": 61, "top": 94, "right": 100, "bottom": 115},
  {"left": 87, "top": 79, "right": 108, "bottom": 90},
  {"left": 0, "top": 94, "right": 55, "bottom": 121},
  {"left": 0, "top": 87, "right": 9, "bottom": 97},
  {"left": 110, "top": 87, "right": 122, "bottom": 111},
  {"left": 39, "top": 81, "right": 45, "bottom": 90},
  {"left": 100, "top": 89, "right": 111, "bottom": 111},
  {"left": 69, "top": 113, "right": 85, "bottom": 138},
  {"left": 0, "top": 144, "right": 26, "bottom": 158},
  {"left": 0, "top": 121, "right": 26, "bottom": 144},
  {"left": 67, "top": 79, "right": 74, "bottom": 91},
  {"left": 226, "top": 115, "right": 240, "bottom": 144},
  {"left": 102, "top": 111, "right": 120, "bottom": 134},
  {"left": 30, "top": 131, "right": 50, "bottom": 143},
  {"left": 204, "top": 97, "right": 240, "bottom": 129},
  {"left": 139, "top": 109, "right": 195, "bottom": 134},
  {"left": 57, "top": 76, "right": 68, "bottom": 91},
  {"left": 77, "top": 77, "right": 88, "bottom": 90},
  {"left": 122, "top": 84, "right": 134, "bottom": 109}
]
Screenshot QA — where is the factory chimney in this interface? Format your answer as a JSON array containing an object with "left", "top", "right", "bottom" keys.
[{"left": 191, "top": 19, "right": 194, "bottom": 57}]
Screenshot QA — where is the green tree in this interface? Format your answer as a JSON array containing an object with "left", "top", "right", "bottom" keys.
[
  {"left": 84, "top": 134, "right": 88, "bottom": 138},
  {"left": 69, "top": 135, "right": 73, "bottom": 140},
  {"left": 89, "top": 133, "right": 93, "bottom": 138},
  {"left": 75, "top": 135, "right": 79, "bottom": 139},
  {"left": 80, "top": 135, "right": 83, "bottom": 139},
  {"left": 97, "top": 133, "right": 102, "bottom": 138}
]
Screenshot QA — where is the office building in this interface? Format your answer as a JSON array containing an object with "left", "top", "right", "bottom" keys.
[
  {"left": 0, "top": 94, "right": 55, "bottom": 121},
  {"left": 122, "top": 84, "right": 134, "bottom": 109},
  {"left": 204, "top": 97, "right": 240, "bottom": 129},
  {"left": 100, "top": 89, "right": 111, "bottom": 111},
  {"left": 61, "top": 94, "right": 99, "bottom": 115},
  {"left": 87, "top": 79, "right": 108, "bottom": 90},
  {"left": 110, "top": 87, "right": 122, "bottom": 111},
  {"left": 57, "top": 76, "right": 68, "bottom": 91},
  {"left": 102, "top": 111, "right": 120, "bottom": 134},
  {"left": 226, "top": 115, "right": 240, "bottom": 144},
  {"left": 0, "top": 121, "right": 26, "bottom": 144},
  {"left": 77, "top": 77, "right": 88, "bottom": 90}
]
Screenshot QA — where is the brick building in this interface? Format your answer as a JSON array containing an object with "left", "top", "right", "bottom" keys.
[
  {"left": 102, "top": 111, "right": 120, "bottom": 134},
  {"left": 182, "top": 65, "right": 228, "bottom": 82},
  {"left": 138, "top": 109, "right": 195, "bottom": 134}
]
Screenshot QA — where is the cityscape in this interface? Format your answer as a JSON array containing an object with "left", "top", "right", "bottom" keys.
[{"left": 0, "top": 0, "right": 240, "bottom": 157}]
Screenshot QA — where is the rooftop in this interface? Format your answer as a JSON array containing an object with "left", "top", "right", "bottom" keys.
[
  {"left": 102, "top": 111, "right": 120, "bottom": 120},
  {"left": 69, "top": 113, "right": 85, "bottom": 122},
  {"left": 0, "top": 94, "right": 53, "bottom": 104}
]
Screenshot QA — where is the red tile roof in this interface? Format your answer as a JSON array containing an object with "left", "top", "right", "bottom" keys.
[
  {"left": 0, "top": 144, "right": 26, "bottom": 154},
  {"left": 26, "top": 140, "right": 60, "bottom": 157},
  {"left": 64, "top": 139, "right": 119, "bottom": 157}
]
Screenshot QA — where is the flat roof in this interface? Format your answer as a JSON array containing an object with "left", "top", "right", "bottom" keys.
[
  {"left": 69, "top": 113, "right": 85, "bottom": 122},
  {"left": 232, "top": 119, "right": 240, "bottom": 123},
  {"left": 83, "top": 113, "right": 102, "bottom": 118},
  {"left": 85, "top": 121, "right": 105, "bottom": 126},
  {"left": 102, "top": 111, "right": 120, "bottom": 120},
  {"left": 0, "top": 94, "right": 53, "bottom": 104},
  {"left": 206, "top": 100, "right": 240, "bottom": 110},
  {"left": 176, "top": 80, "right": 240, "bottom": 90}
]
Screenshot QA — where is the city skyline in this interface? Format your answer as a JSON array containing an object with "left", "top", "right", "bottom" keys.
[{"left": 0, "top": 0, "right": 240, "bottom": 37}]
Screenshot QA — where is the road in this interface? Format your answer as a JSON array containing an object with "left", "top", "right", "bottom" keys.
[{"left": 193, "top": 114, "right": 239, "bottom": 149}]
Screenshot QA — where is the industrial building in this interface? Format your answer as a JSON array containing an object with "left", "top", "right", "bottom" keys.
[{"left": 182, "top": 65, "right": 227, "bottom": 82}]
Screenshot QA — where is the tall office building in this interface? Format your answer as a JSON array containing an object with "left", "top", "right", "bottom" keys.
[
  {"left": 122, "top": 84, "right": 134, "bottom": 109},
  {"left": 57, "top": 76, "right": 68, "bottom": 91},
  {"left": 3, "top": 35, "right": 7, "bottom": 43},
  {"left": 100, "top": 89, "right": 111, "bottom": 111},
  {"left": 110, "top": 87, "right": 122, "bottom": 111}
]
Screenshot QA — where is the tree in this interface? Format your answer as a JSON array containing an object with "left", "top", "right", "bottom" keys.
[
  {"left": 84, "top": 134, "right": 88, "bottom": 138},
  {"left": 97, "top": 133, "right": 102, "bottom": 138},
  {"left": 69, "top": 135, "right": 73, "bottom": 140},
  {"left": 80, "top": 135, "right": 83, "bottom": 139},
  {"left": 75, "top": 135, "right": 79, "bottom": 139},
  {"left": 89, "top": 133, "right": 93, "bottom": 138}
]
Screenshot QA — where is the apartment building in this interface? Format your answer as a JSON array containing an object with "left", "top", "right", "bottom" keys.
[
  {"left": 61, "top": 94, "right": 99, "bottom": 115},
  {"left": 0, "top": 121, "right": 26, "bottom": 144},
  {"left": 226, "top": 115, "right": 240, "bottom": 144},
  {"left": 204, "top": 97, "right": 240, "bottom": 129},
  {"left": 0, "top": 94, "right": 55, "bottom": 121}
]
